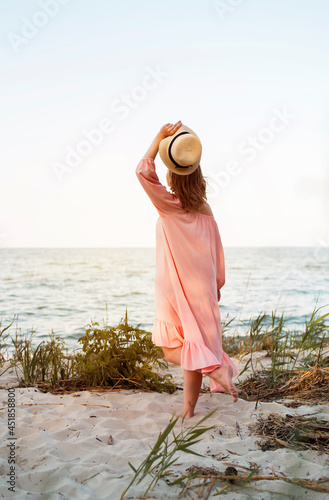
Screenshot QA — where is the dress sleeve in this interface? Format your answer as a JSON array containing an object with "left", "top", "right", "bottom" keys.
[
  {"left": 214, "top": 223, "right": 225, "bottom": 290},
  {"left": 135, "top": 158, "right": 182, "bottom": 216}
]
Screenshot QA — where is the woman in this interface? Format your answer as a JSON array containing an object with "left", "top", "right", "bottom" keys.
[{"left": 135, "top": 121, "right": 238, "bottom": 419}]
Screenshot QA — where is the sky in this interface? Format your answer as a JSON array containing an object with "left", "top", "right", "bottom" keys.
[{"left": 0, "top": 0, "right": 328, "bottom": 247}]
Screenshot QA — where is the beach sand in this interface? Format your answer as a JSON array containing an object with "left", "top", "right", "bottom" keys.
[{"left": 1, "top": 356, "right": 328, "bottom": 499}]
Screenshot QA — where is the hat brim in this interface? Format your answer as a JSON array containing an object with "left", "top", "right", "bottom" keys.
[{"left": 159, "top": 125, "right": 202, "bottom": 175}]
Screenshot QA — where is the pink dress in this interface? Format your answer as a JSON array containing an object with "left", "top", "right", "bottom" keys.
[{"left": 135, "top": 158, "right": 238, "bottom": 392}]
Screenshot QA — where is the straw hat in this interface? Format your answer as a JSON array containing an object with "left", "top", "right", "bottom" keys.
[{"left": 159, "top": 125, "right": 202, "bottom": 175}]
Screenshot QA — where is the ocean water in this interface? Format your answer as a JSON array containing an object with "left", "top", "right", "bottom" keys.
[{"left": 0, "top": 247, "right": 328, "bottom": 353}]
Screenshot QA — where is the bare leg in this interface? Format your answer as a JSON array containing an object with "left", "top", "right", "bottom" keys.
[
  {"left": 162, "top": 346, "right": 202, "bottom": 372},
  {"left": 162, "top": 348, "right": 238, "bottom": 403},
  {"left": 162, "top": 346, "right": 182, "bottom": 366},
  {"left": 162, "top": 346, "right": 202, "bottom": 418},
  {"left": 181, "top": 370, "right": 203, "bottom": 419},
  {"left": 207, "top": 365, "right": 239, "bottom": 402}
]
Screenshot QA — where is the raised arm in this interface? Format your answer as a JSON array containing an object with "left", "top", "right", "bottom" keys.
[
  {"left": 143, "top": 121, "right": 182, "bottom": 159},
  {"left": 136, "top": 121, "right": 185, "bottom": 216}
]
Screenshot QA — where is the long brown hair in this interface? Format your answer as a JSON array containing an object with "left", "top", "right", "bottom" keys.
[{"left": 167, "top": 165, "right": 208, "bottom": 212}]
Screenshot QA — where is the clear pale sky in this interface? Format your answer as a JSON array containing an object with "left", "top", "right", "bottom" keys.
[{"left": 1, "top": 0, "right": 328, "bottom": 247}]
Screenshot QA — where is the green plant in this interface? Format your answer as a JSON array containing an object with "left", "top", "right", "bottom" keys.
[
  {"left": 0, "top": 318, "right": 15, "bottom": 369},
  {"left": 293, "top": 305, "right": 329, "bottom": 368},
  {"left": 11, "top": 330, "right": 77, "bottom": 389},
  {"left": 3, "top": 308, "right": 175, "bottom": 393},
  {"left": 120, "top": 409, "right": 217, "bottom": 499},
  {"left": 74, "top": 307, "right": 175, "bottom": 392}
]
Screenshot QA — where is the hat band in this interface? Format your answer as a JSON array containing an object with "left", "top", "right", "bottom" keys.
[{"left": 168, "top": 131, "right": 191, "bottom": 169}]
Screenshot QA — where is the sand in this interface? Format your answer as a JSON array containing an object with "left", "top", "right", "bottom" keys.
[{"left": 0, "top": 357, "right": 329, "bottom": 500}]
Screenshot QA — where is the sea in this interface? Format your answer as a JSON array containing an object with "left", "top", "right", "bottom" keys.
[{"left": 0, "top": 247, "right": 328, "bottom": 355}]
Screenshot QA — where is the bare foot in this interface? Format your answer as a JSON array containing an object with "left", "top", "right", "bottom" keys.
[{"left": 207, "top": 365, "right": 238, "bottom": 402}]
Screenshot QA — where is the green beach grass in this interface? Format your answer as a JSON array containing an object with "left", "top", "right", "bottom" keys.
[{"left": 1, "top": 305, "right": 328, "bottom": 399}]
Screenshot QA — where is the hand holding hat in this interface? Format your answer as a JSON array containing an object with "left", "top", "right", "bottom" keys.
[
  {"left": 159, "top": 122, "right": 202, "bottom": 176},
  {"left": 143, "top": 121, "right": 182, "bottom": 161},
  {"left": 158, "top": 121, "right": 182, "bottom": 140}
]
